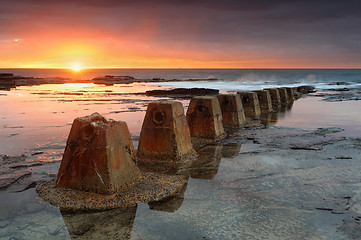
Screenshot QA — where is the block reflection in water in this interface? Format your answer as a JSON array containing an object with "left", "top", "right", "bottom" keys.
[
  {"left": 260, "top": 112, "right": 279, "bottom": 127},
  {"left": 221, "top": 143, "right": 242, "bottom": 158},
  {"left": 279, "top": 102, "right": 294, "bottom": 113},
  {"left": 61, "top": 206, "right": 137, "bottom": 240},
  {"left": 191, "top": 145, "right": 223, "bottom": 179},
  {"left": 148, "top": 182, "right": 188, "bottom": 213}
]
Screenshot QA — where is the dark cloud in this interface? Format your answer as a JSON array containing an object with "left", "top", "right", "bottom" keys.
[{"left": 1, "top": 0, "right": 361, "bottom": 67}]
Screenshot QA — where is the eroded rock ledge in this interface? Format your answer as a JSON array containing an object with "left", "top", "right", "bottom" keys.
[{"left": 37, "top": 172, "right": 187, "bottom": 212}]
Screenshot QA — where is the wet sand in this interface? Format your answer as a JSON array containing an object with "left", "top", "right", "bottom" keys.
[{"left": 1, "top": 82, "right": 361, "bottom": 239}]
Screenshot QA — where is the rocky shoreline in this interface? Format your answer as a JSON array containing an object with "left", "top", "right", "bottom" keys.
[
  {"left": 2, "top": 119, "right": 361, "bottom": 238},
  {"left": 0, "top": 73, "right": 222, "bottom": 90},
  {"left": 1, "top": 75, "right": 361, "bottom": 238}
]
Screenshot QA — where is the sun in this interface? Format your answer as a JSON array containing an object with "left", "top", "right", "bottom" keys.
[{"left": 70, "top": 62, "right": 84, "bottom": 72}]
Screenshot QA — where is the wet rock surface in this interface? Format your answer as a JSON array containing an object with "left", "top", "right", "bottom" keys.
[
  {"left": 126, "top": 125, "right": 361, "bottom": 239},
  {"left": 316, "top": 87, "right": 361, "bottom": 102},
  {"left": 3, "top": 125, "right": 361, "bottom": 239},
  {"left": 0, "top": 153, "right": 59, "bottom": 193},
  {"left": 243, "top": 127, "right": 346, "bottom": 151}
]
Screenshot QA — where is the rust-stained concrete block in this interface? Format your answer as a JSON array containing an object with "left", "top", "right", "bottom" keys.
[
  {"left": 56, "top": 112, "right": 141, "bottom": 195},
  {"left": 264, "top": 88, "right": 281, "bottom": 109},
  {"left": 277, "top": 88, "right": 289, "bottom": 104},
  {"left": 292, "top": 87, "right": 302, "bottom": 99},
  {"left": 253, "top": 90, "right": 273, "bottom": 113},
  {"left": 285, "top": 87, "right": 295, "bottom": 101},
  {"left": 186, "top": 96, "right": 225, "bottom": 140},
  {"left": 217, "top": 94, "right": 246, "bottom": 127},
  {"left": 237, "top": 92, "right": 261, "bottom": 120},
  {"left": 138, "top": 100, "right": 195, "bottom": 163}
]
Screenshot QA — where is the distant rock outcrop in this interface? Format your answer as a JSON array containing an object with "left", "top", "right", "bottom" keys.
[
  {"left": 92, "top": 75, "right": 136, "bottom": 85},
  {"left": 0, "top": 73, "right": 16, "bottom": 90},
  {"left": 145, "top": 88, "right": 219, "bottom": 98}
]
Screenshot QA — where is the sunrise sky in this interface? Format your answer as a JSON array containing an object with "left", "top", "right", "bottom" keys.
[{"left": 1, "top": 0, "right": 360, "bottom": 69}]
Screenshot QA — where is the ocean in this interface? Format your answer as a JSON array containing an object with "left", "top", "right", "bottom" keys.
[
  {"left": 2, "top": 68, "right": 361, "bottom": 91},
  {"left": 1, "top": 68, "right": 361, "bottom": 153}
]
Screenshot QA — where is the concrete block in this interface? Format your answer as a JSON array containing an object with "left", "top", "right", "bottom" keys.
[
  {"left": 285, "top": 87, "right": 295, "bottom": 101},
  {"left": 264, "top": 88, "right": 281, "bottom": 109},
  {"left": 253, "top": 90, "right": 273, "bottom": 113},
  {"left": 138, "top": 100, "right": 195, "bottom": 163},
  {"left": 186, "top": 96, "right": 225, "bottom": 140},
  {"left": 217, "top": 94, "right": 246, "bottom": 127},
  {"left": 237, "top": 92, "right": 261, "bottom": 119},
  {"left": 56, "top": 112, "right": 141, "bottom": 195},
  {"left": 292, "top": 87, "right": 302, "bottom": 99},
  {"left": 277, "top": 88, "right": 289, "bottom": 104}
]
